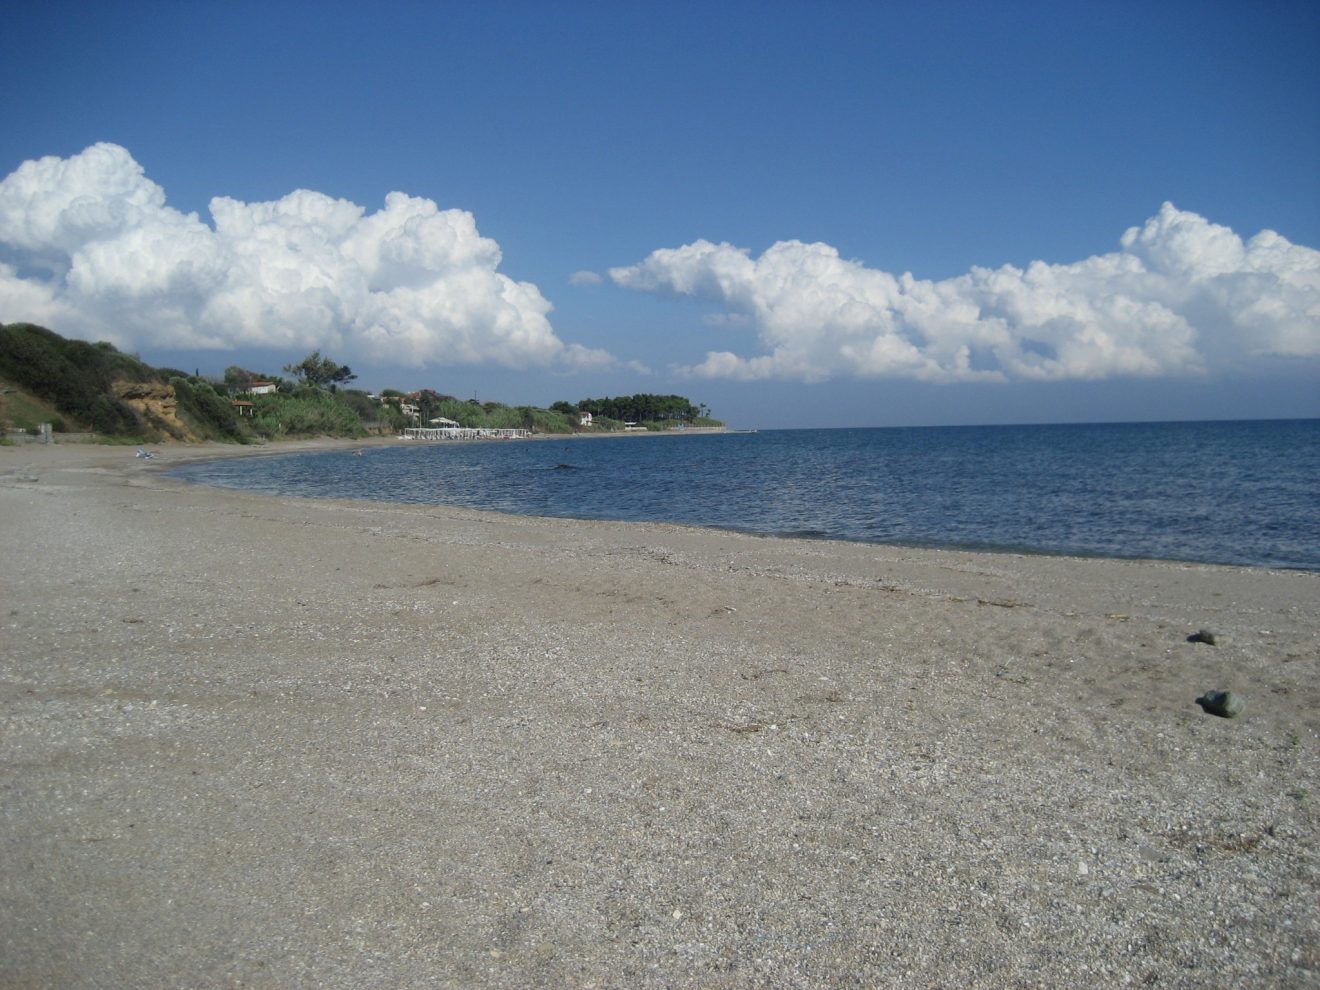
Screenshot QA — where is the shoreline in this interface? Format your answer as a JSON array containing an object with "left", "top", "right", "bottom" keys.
[
  {"left": 160, "top": 435, "right": 1316, "bottom": 576},
  {"left": 2, "top": 440, "right": 1317, "bottom": 987}
]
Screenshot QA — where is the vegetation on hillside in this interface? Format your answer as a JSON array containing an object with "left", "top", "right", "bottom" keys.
[
  {"left": 0, "top": 322, "right": 722, "bottom": 444},
  {"left": 168, "top": 377, "right": 247, "bottom": 441},
  {"left": 247, "top": 390, "right": 368, "bottom": 439},
  {"left": 0, "top": 323, "right": 154, "bottom": 435}
]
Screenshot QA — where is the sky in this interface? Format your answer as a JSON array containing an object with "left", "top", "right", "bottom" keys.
[{"left": 1, "top": 0, "right": 1317, "bottom": 429}]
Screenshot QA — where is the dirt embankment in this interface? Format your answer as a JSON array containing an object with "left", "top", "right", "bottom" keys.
[{"left": 112, "top": 380, "right": 201, "bottom": 441}]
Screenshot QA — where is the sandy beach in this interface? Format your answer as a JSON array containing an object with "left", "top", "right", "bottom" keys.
[{"left": 1, "top": 440, "right": 1317, "bottom": 989}]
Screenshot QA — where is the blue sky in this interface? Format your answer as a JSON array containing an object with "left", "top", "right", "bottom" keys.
[{"left": 1, "top": 0, "right": 1317, "bottom": 428}]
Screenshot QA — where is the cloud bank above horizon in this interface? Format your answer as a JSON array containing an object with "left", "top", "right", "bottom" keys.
[
  {"left": 0, "top": 143, "right": 611, "bottom": 371},
  {"left": 611, "top": 206, "right": 1320, "bottom": 383},
  {"left": 1, "top": 144, "right": 1316, "bottom": 389}
]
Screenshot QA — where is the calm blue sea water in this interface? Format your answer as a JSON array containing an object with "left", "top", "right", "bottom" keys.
[{"left": 170, "top": 420, "right": 1320, "bottom": 571}]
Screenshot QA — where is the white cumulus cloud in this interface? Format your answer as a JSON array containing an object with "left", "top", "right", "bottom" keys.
[
  {"left": 609, "top": 203, "right": 1320, "bottom": 383},
  {"left": 568, "top": 269, "right": 603, "bottom": 287},
  {"left": 0, "top": 143, "right": 603, "bottom": 369}
]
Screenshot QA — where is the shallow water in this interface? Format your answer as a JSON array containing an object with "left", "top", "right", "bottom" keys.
[{"left": 170, "top": 419, "right": 1320, "bottom": 571}]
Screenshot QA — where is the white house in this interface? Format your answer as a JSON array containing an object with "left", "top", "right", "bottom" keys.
[
  {"left": 247, "top": 381, "right": 277, "bottom": 395},
  {"left": 579, "top": 411, "right": 593, "bottom": 427}
]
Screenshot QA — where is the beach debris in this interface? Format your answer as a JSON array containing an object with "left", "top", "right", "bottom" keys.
[
  {"left": 1197, "top": 690, "right": 1245, "bottom": 718},
  {"left": 1188, "top": 629, "right": 1222, "bottom": 645}
]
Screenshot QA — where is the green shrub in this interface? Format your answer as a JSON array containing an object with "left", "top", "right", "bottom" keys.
[
  {"left": 171, "top": 377, "right": 246, "bottom": 441},
  {"left": 334, "top": 389, "right": 379, "bottom": 422},
  {"left": 87, "top": 394, "right": 143, "bottom": 436},
  {"left": 250, "top": 392, "right": 366, "bottom": 438},
  {"left": 518, "top": 406, "right": 575, "bottom": 433}
]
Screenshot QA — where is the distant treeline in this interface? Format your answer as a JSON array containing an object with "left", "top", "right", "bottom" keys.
[{"left": 552, "top": 394, "right": 710, "bottom": 424}]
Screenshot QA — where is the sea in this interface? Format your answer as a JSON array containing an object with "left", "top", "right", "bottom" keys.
[{"left": 168, "top": 419, "right": 1320, "bottom": 572}]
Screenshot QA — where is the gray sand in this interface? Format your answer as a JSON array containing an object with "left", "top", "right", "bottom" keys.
[{"left": 2, "top": 441, "right": 1318, "bottom": 988}]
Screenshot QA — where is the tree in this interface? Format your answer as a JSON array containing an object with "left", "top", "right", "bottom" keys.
[
  {"left": 283, "top": 351, "right": 357, "bottom": 389},
  {"left": 416, "top": 389, "right": 440, "bottom": 425},
  {"left": 223, "top": 365, "right": 260, "bottom": 389}
]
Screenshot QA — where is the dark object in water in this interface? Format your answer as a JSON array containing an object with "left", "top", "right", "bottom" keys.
[
  {"left": 552, "top": 463, "right": 579, "bottom": 471},
  {"left": 1197, "top": 690, "right": 1244, "bottom": 718}
]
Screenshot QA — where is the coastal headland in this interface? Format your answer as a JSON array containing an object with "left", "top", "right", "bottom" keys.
[{"left": 2, "top": 440, "right": 1317, "bottom": 988}]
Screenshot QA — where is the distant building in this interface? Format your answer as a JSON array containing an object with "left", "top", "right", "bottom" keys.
[
  {"left": 579, "top": 411, "right": 593, "bottom": 427},
  {"left": 231, "top": 400, "right": 255, "bottom": 417},
  {"left": 380, "top": 395, "right": 419, "bottom": 420},
  {"left": 247, "top": 381, "right": 276, "bottom": 395}
]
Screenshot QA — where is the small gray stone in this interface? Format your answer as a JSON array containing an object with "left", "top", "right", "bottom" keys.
[
  {"left": 1198, "top": 690, "right": 1244, "bottom": 718},
  {"left": 1188, "top": 629, "right": 1221, "bottom": 645}
]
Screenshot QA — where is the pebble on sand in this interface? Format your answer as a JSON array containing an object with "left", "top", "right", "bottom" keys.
[{"left": 1197, "top": 690, "right": 1245, "bottom": 718}]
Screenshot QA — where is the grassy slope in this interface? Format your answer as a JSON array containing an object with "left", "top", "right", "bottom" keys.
[{"left": 0, "top": 382, "right": 68, "bottom": 434}]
